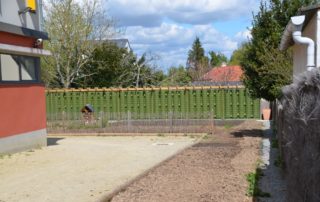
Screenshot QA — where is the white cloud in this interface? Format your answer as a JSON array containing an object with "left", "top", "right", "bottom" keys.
[
  {"left": 122, "top": 23, "right": 243, "bottom": 70},
  {"left": 107, "top": 0, "right": 259, "bottom": 27},
  {"left": 235, "top": 29, "right": 252, "bottom": 41},
  {"left": 106, "top": 0, "right": 259, "bottom": 70},
  {"left": 44, "top": 0, "right": 257, "bottom": 70}
]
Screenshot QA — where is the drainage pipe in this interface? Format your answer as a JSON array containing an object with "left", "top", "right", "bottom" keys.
[{"left": 291, "top": 15, "right": 315, "bottom": 71}]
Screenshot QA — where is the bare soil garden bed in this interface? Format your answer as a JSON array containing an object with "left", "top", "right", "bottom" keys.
[{"left": 109, "top": 121, "right": 263, "bottom": 202}]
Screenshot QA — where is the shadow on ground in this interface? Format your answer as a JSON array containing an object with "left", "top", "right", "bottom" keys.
[
  {"left": 231, "top": 129, "right": 263, "bottom": 138},
  {"left": 47, "top": 137, "right": 64, "bottom": 146}
]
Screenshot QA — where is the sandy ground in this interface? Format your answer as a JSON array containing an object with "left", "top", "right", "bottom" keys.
[
  {"left": 111, "top": 121, "right": 263, "bottom": 202},
  {"left": 0, "top": 136, "right": 196, "bottom": 202}
]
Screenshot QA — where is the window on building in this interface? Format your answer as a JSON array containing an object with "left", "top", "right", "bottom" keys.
[{"left": 0, "top": 54, "right": 40, "bottom": 82}]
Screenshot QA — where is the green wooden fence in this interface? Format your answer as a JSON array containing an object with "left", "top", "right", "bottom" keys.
[{"left": 46, "top": 86, "right": 261, "bottom": 120}]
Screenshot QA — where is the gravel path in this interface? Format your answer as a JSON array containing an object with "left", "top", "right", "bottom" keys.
[{"left": 258, "top": 121, "right": 286, "bottom": 202}]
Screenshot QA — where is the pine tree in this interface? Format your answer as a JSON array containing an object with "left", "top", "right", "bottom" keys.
[
  {"left": 209, "top": 51, "right": 228, "bottom": 67},
  {"left": 187, "top": 37, "right": 209, "bottom": 80},
  {"left": 241, "top": 0, "right": 318, "bottom": 101}
]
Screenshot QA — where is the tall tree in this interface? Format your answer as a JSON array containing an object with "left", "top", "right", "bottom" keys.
[
  {"left": 76, "top": 42, "right": 134, "bottom": 88},
  {"left": 43, "top": 0, "right": 115, "bottom": 88},
  {"left": 229, "top": 43, "right": 247, "bottom": 65},
  {"left": 117, "top": 52, "right": 164, "bottom": 87},
  {"left": 241, "top": 0, "right": 317, "bottom": 101},
  {"left": 77, "top": 44, "right": 164, "bottom": 88},
  {"left": 187, "top": 37, "right": 209, "bottom": 80},
  {"left": 187, "top": 37, "right": 205, "bottom": 68},
  {"left": 209, "top": 51, "right": 228, "bottom": 67}
]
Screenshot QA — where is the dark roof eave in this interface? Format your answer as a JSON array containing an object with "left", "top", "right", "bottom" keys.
[
  {"left": 298, "top": 4, "right": 320, "bottom": 14},
  {"left": 280, "top": 4, "right": 320, "bottom": 50},
  {"left": 0, "top": 21, "right": 49, "bottom": 40}
]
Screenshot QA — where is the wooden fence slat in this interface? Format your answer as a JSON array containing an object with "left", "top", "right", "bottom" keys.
[{"left": 46, "top": 86, "right": 260, "bottom": 120}]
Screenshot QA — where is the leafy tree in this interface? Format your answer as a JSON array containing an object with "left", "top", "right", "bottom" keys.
[
  {"left": 229, "top": 44, "right": 248, "bottom": 65},
  {"left": 161, "top": 65, "right": 192, "bottom": 86},
  {"left": 75, "top": 42, "right": 133, "bottom": 87},
  {"left": 241, "top": 0, "right": 317, "bottom": 101},
  {"left": 187, "top": 37, "right": 210, "bottom": 80},
  {"left": 43, "top": 0, "right": 115, "bottom": 88},
  {"left": 118, "top": 52, "right": 164, "bottom": 87},
  {"left": 77, "top": 44, "right": 164, "bottom": 88},
  {"left": 209, "top": 51, "right": 228, "bottom": 67}
]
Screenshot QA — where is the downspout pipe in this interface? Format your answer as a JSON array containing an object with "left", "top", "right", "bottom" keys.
[{"left": 291, "top": 15, "right": 315, "bottom": 71}]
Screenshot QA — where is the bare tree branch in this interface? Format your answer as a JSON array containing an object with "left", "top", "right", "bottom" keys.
[{"left": 43, "top": 0, "right": 117, "bottom": 88}]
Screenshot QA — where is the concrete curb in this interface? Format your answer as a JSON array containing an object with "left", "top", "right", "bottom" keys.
[
  {"left": 98, "top": 135, "right": 204, "bottom": 202},
  {"left": 261, "top": 120, "right": 272, "bottom": 166},
  {"left": 48, "top": 133, "right": 205, "bottom": 137},
  {"left": 257, "top": 120, "right": 287, "bottom": 202}
]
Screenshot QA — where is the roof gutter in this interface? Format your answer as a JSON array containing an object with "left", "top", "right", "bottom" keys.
[
  {"left": 280, "top": 15, "right": 315, "bottom": 71},
  {"left": 0, "top": 43, "right": 51, "bottom": 57}
]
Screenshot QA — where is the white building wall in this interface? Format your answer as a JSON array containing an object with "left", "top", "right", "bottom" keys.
[
  {"left": 293, "top": 44, "right": 307, "bottom": 78},
  {"left": 317, "top": 11, "right": 320, "bottom": 69}
]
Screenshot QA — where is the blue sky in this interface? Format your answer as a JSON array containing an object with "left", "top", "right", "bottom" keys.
[{"left": 106, "top": 0, "right": 260, "bottom": 71}]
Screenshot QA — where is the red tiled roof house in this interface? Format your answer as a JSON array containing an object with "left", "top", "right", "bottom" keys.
[{"left": 195, "top": 65, "right": 243, "bottom": 86}]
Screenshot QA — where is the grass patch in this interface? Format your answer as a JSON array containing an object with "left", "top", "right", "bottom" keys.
[
  {"left": 274, "top": 155, "right": 283, "bottom": 168},
  {"left": 157, "top": 133, "right": 165, "bottom": 137},
  {"left": 224, "top": 124, "right": 232, "bottom": 129},
  {"left": 202, "top": 132, "right": 214, "bottom": 140},
  {"left": 271, "top": 122, "right": 277, "bottom": 134},
  {"left": 246, "top": 168, "right": 271, "bottom": 198},
  {"left": 0, "top": 154, "right": 11, "bottom": 159},
  {"left": 202, "top": 135, "right": 209, "bottom": 140},
  {"left": 271, "top": 138, "right": 279, "bottom": 148}
]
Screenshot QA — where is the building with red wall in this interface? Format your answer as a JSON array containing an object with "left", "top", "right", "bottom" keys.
[{"left": 0, "top": 0, "right": 50, "bottom": 154}]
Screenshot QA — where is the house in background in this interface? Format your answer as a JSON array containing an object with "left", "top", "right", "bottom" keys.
[
  {"left": 107, "top": 39, "right": 132, "bottom": 52},
  {"left": 193, "top": 63, "right": 243, "bottom": 86},
  {"left": 91, "top": 38, "right": 132, "bottom": 52},
  {"left": 0, "top": 0, "right": 50, "bottom": 154},
  {"left": 280, "top": 4, "right": 320, "bottom": 80}
]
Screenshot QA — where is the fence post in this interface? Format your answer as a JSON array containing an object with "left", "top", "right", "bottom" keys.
[
  {"left": 210, "top": 109, "right": 215, "bottom": 133},
  {"left": 62, "top": 110, "right": 66, "bottom": 132},
  {"left": 100, "top": 111, "right": 104, "bottom": 128},
  {"left": 127, "top": 111, "right": 132, "bottom": 133},
  {"left": 169, "top": 111, "right": 173, "bottom": 133}
]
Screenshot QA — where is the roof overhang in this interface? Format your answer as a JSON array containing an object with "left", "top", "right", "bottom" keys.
[
  {"left": 280, "top": 4, "right": 319, "bottom": 50},
  {"left": 280, "top": 16, "right": 306, "bottom": 50},
  {"left": 0, "top": 43, "right": 51, "bottom": 57},
  {"left": 0, "top": 22, "right": 49, "bottom": 40},
  {"left": 280, "top": 20, "right": 295, "bottom": 50}
]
